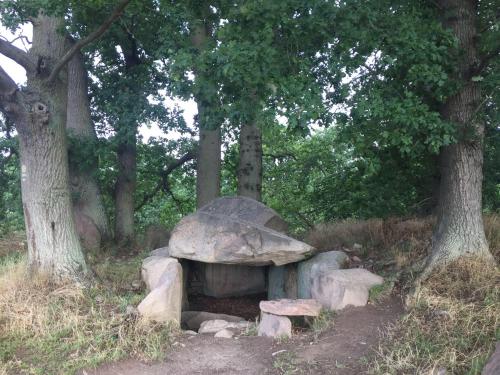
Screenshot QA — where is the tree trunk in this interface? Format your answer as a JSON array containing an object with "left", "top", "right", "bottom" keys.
[
  {"left": 192, "top": 17, "right": 221, "bottom": 208},
  {"left": 237, "top": 122, "right": 262, "bottom": 201},
  {"left": 20, "top": 16, "right": 88, "bottom": 281},
  {"left": 67, "top": 47, "right": 111, "bottom": 247},
  {"left": 424, "top": 0, "right": 493, "bottom": 274},
  {"left": 196, "top": 108, "right": 221, "bottom": 208},
  {"left": 114, "top": 138, "right": 137, "bottom": 245}
]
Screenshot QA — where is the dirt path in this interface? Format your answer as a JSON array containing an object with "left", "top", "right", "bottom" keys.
[{"left": 84, "top": 298, "right": 403, "bottom": 375}]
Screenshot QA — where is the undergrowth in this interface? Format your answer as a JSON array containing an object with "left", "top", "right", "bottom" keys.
[
  {"left": 0, "top": 250, "right": 178, "bottom": 375},
  {"left": 372, "top": 259, "right": 499, "bottom": 374}
]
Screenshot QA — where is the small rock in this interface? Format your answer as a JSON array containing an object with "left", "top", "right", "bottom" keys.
[
  {"left": 214, "top": 329, "right": 235, "bottom": 338},
  {"left": 353, "top": 243, "right": 363, "bottom": 250},
  {"left": 125, "top": 305, "right": 138, "bottom": 316},
  {"left": 257, "top": 312, "right": 291, "bottom": 338},
  {"left": 432, "top": 309, "right": 451, "bottom": 320},
  {"left": 259, "top": 299, "right": 321, "bottom": 317},
  {"left": 131, "top": 280, "right": 142, "bottom": 290},
  {"left": 352, "top": 256, "right": 361, "bottom": 262},
  {"left": 183, "top": 330, "right": 198, "bottom": 336}
]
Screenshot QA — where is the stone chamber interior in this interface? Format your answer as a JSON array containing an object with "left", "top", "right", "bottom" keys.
[{"left": 183, "top": 260, "right": 269, "bottom": 321}]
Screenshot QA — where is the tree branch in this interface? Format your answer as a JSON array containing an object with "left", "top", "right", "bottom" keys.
[
  {"left": 135, "top": 150, "right": 196, "bottom": 210},
  {"left": 47, "top": 0, "right": 132, "bottom": 83},
  {"left": 0, "top": 66, "right": 18, "bottom": 97},
  {"left": 0, "top": 39, "right": 36, "bottom": 73},
  {"left": 0, "top": 66, "right": 25, "bottom": 123},
  {"left": 472, "top": 45, "right": 500, "bottom": 76}
]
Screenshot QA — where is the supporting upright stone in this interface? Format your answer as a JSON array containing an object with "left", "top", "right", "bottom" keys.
[
  {"left": 311, "top": 268, "right": 383, "bottom": 311},
  {"left": 258, "top": 312, "right": 292, "bottom": 338},
  {"left": 297, "top": 251, "right": 349, "bottom": 298},
  {"left": 141, "top": 256, "right": 179, "bottom": 291},
  {"left": 268, "top": 264, "right": 298, "bottom": 300},
  {"left": 137, "top": 260, "right": 183, "bottom": 324}
]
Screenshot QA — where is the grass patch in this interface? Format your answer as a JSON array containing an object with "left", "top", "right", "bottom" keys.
[
  {"left": 369, "top": 278, "right": 396, "bottom": 304},
  {"left": 309, "top": 309, "right": 335, "bottom": 340},
  {"left": 0, "top": 252, "right": 178, "bottom": 375},
  {"left": 371, "top": 259, "right": 499, "bottom": 374},
  {"left": 273, "top": 351, "right": 300, "bottom": 375}
]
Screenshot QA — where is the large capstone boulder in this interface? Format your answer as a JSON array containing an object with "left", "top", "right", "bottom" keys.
[
  {"left": 311, "top": 268, "right": 383, "bottom": 311},
  {"left": 137, "top": 259, "right": 183, "bottom": 324},
  {"left": 201, "top": 263, "right": 266, "bottom": 297},
  {"left": 297, "top": 251, "right": 349, "bottom": 299},
  {"left": 199, "top": 196, "right": 288, "bottom": 233},
  {"left": 195, "top": 196, "right": 290, "bottom": 297},
  {"left": 169, "top": 212, "right": 314, "bottom": 266}
]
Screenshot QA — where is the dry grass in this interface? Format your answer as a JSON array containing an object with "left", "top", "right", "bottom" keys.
[
  {"left": 484, "top": 214, "right": 500, "bottom": 260},
  {"left": 0, "top": 254, "right": 178, "bottom": 375},
  {"left": 305, "top": 217, "right": 434, "bottom": 257},
  {"left": 372, "top": 258, "right": 499, "bottom": 374},
  {"left": 305, "top": 218, "right": 385, "bottom": 251},
  {"left": 0, "top": 231, "right": 25, "bottom": 259}
]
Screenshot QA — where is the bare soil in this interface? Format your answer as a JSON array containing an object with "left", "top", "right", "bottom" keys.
[{"left": 83, "top": 297, "right": 403, "bottom": 375}]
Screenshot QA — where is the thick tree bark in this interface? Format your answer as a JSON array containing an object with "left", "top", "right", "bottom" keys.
[
  {"left": 114, "top": 138, "right": 137, "bottom": 245},
  {"left": 192, "top": 17, "right": 221, "bottom": 208},
  {"left": 424, "top": 0, "right": 493, "bottom": 274},
  {"left": 237, "top": 122, "right": 262, "bottom": 201},
  {"left": 15, "top": 16, "right": 88, "bottom": 281},
  {"left": 67, "top": 47, "right": 111, "bottom": 246},
  {"left": 196, "top": 109, "right": 221, "bottom": 208}
]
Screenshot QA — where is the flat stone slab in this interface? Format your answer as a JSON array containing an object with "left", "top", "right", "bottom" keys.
[
  {"left": 214, "top": 329, "right": 235, "bottom": 338},
  {"left": 259, "top": 299, "right": 321, "bottom": 317},
  {"left": 169, "top": 212, "right": 314, "bottom": 266},
  {"left": 198, "top": 319, "right": 251, "bottom": 334},
  {"left": 182, "top": 311, "right": 245, "bottom": 331}
]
